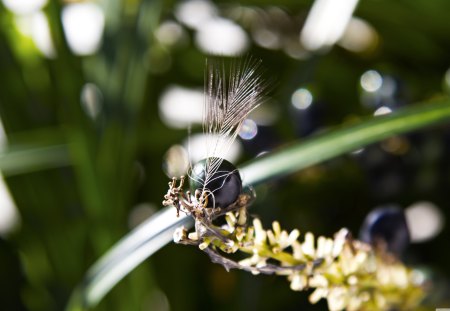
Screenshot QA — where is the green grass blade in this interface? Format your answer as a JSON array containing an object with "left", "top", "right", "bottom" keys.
[
  {"left": 66, "top": 98, "right": 450, "bottom": 310},
  {"left": 241, "top": 98, "right": 450, "bottom": 186},
  {"left": 66, "top": 210, "right": 192, "bottom": 311},
  {"left": 0, "top": 144, "right": 70, "bottom": 176}
]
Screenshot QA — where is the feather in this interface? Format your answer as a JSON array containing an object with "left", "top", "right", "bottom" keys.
[{"left": 202, "top": 57, "right": 267, "bottom": 188}]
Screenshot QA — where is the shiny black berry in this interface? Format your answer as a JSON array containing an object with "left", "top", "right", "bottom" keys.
[
  {"left": 190, "top": 158, "right": 242, "bottom": 208},
  {"left": 359, "top": 205, "right": 410, "bottom": 257}
]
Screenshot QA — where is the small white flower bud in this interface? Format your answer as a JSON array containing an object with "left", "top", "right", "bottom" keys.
[
  {"left": 302, "top": 232, "right": 315, "bottom": 258},
  {"left": 173, "top": 227, "right": 187, "bottom": 243}
]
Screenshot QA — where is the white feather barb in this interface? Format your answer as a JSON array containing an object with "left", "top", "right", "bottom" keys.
[{"left": 202, "top": 57, "right": 267, "bottom": 186}]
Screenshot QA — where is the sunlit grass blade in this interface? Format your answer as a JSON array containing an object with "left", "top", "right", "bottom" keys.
[
  {"left": 66, "top": 209, "right": 192, "bottom": 311},
  {"left": 66, "top": 98, "right": 450, "bottom": 310},
  {"left": 241, "top": 98, "right": 450, "bottom": 186}
]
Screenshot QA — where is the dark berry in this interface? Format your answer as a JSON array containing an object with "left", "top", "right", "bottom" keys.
[
  {"left": 359, "top": 205, "right": 410, "bottom": 257},
  {"left": 190, "top": 158, "right": 242, "bottom": 208}
]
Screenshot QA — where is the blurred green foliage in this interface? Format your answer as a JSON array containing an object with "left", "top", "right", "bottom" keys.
[{"left": 1, "top": 0, "right": 450, "bottom": 310}]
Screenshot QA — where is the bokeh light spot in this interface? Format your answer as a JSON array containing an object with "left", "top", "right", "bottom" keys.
[
  {"left": 0, "top": 174, "right": 20, "bottom": 236},
  {"left": 62, "top": 3, "right": 105, "bottom": 56},
  {"left": 184, "top": 133, "right": 242, "bottom": 165},
  {"left": 239, "top": 119, "right": 258, "bottom": 140},
  {"left": 0, "top": 119, "right": 20, "bottom": 236},
  {"left": 14, "top": 12, "right": 56, "bottom": 58},
  {"left": 360, "top": 70, "right": 382, "bottom": 92},
  {"left": 2, "top": 0, "right": 47, "bottom": 15},
  {"left": 373, "top": 106, "right": 392, "bottom": 116},
  {"left": 405, "top": 201, "right": 444, "bottom": 243},
  {"left": 155, "top": 21, "right": 186, "bottom": 46},
  {"left": 81, "top": 83, "right": 103, "bottom": 120},
  {"left": 291, "top": 88, "right": 313, "bottom": 110},
  {"left": 159, "top": 86, "right": 204, "bottom": 128},
  {"left": 175, "top": 0, "right": 217, "bottom": 30},
  {"left": 252, "top": 29, "right": 280, "bottom": 50},
  {"left": 338, "top": 17, "right": 378, "bottom": 53},
  {"left": 195, "top": 18, "right": 249, "bottom": 56},
  {"left": 163, "top": 145, "right": 190, "bottom": 178},
  {"left": 300, "top": 0, "right": 359, "bottom": 51},
  {"left": 31, "top": 12, "right": 56, "bottom": 58}
]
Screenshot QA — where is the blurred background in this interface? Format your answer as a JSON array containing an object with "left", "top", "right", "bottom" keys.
[{"left": 1, "top": 0, "right": 450, "bottom": 310}]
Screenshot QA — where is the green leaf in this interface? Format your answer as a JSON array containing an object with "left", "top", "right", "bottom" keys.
[
  {"left": 0, "top": 144, "right": 70, "bottom": 176},
  {"left": 240, "top": 99, "right": 450, "bottom": 186},
  {"left": 66, "top": 98, "right": 450, "bottom": 310}
]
